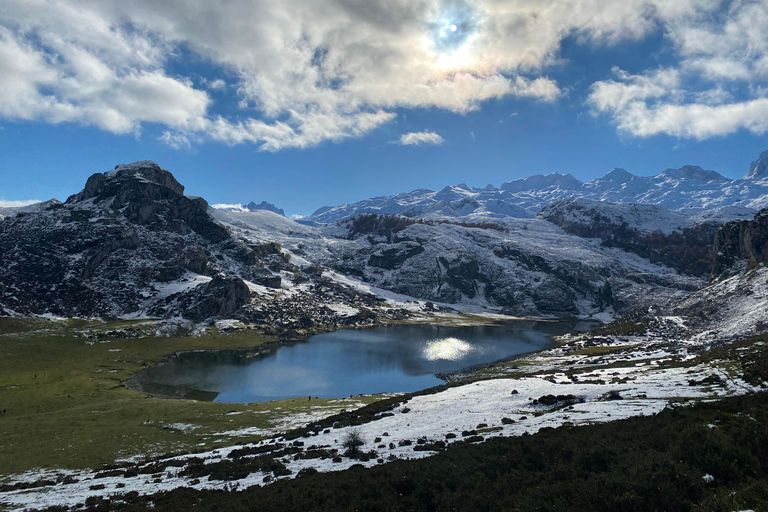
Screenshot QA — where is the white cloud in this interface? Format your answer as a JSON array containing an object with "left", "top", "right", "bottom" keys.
[
  {"left": 399, "top": 131, "right": 445, "bottom": 146},
  {"left": 610, "top": 98, "right": 768, "bottom": 140},
  {"left": 589, "top": 65, "right": 768, "bottom": 140},
  {"left": 0, "top": 0, "right": 765, "bottom": 147},
  {"left": 587, "top": 1, "right": 768, "bottom": 140},
  {"left": 0, "top": 199, "right": 40, "bottom": 207},
  {"left": 208, "top": 79, "right": 226, "bottom": 91}
]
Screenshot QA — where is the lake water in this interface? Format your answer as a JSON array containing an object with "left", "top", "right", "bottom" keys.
[{"left": 133, "top": 321, "right": 592, "bottom": 403}]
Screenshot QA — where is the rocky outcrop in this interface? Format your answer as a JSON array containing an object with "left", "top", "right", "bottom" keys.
[
  {"left": 0, "top": 162, "right": 259, "bottom": 319},
  {"left": 178, "top": 276, "right": 251, "bottom": 322},
  {"left": 316, "top": 213, "right": 699, "bottom": 318},
  {"left": 69, "top": 161, "right": 229, "bottom": 243},
  {"left": 540, "top": 198, "right": 724, "bottom": 277},
  {"left": 712, "top": 209, "right": 768, "bottom": 279}
]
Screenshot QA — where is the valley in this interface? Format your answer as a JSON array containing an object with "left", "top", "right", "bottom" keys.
[{"left": 1, "top": 154, "right": 768, "bottom": 510}]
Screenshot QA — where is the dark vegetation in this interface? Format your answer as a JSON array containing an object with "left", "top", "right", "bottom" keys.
[{"left": 64, "top": 389, "right": 768, "bottom": 512}]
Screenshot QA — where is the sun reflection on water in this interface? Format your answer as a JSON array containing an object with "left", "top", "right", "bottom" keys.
[{"left": 423, "top": 337, "right": 473, "bottom": 361}]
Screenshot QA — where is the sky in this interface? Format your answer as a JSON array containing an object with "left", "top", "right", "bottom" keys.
[{"left": 1, "top": 0, "right": 768, "bottom": 217}]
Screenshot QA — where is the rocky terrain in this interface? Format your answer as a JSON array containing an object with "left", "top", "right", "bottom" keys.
[
  {"left": 5, "top": 156, "right": 768, "bottom": 325},
  {"left": 4, "top": 205, "right": 768, "bottom": 510},
  {"left": 0, "top": 162, "right": 401, "bottom": 332}
]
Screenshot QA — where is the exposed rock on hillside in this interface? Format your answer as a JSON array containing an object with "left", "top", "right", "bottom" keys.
[
  {"left": 712, "top": 209, "right": 768, "bottom": 279},
  {"left": 0, "top": 162, "right": 258, "bottom": 318},
  {"left": 306, "top": 214, "right": 700, "bottom": 318},
  {"left": 539, "top": 198, "right": 751, "bottom": 277}
]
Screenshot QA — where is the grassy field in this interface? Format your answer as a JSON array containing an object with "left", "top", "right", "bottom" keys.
[{"left": 0, "top": 319, "right": 383, "bottom": 477}]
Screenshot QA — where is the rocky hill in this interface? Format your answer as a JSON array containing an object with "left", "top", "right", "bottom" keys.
[
  {"left": 539, "top": 198, "right": 754, "bottom": 277},
  {"left": 711, "top": 209, "right": 768, "bottom": 279},
  {"left": 0, "top": 162, "right": 392, "bottom": 331}
]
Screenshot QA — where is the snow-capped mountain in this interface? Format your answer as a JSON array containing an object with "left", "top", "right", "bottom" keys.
[
  {"left": 307, "top": 151, "right": 768, "bottom": 223},
  {"left": 0, "top": 162, "right": 387, "bottom": 328},
  {"left": 3, "top": 155, "right": 768, "bottom": 324},
  {"left": 0, "top": 199, "right": 60, "bottom": 220},
  {"left": 214, "top": 201, "right": 286, "bottom": 216}
]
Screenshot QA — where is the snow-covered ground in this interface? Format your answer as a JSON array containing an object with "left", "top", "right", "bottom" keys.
[{"left": 2, "top": 325, "right": 763, "bottom": 511}]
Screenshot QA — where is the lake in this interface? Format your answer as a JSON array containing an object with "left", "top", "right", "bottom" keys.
[{"left": 131, "top": 321, "right": 592, "bottom": 403}]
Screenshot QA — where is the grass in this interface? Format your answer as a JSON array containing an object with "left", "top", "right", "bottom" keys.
[{"left": 0, "top": 320, "right": 383, "bottom": 477}]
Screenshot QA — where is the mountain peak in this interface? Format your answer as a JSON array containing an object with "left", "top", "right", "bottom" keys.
[
  {"left": 603, "top": 168, "right": 634, "bottom": 182},
  {"left": 245, "top": 201, "right": 286, "bottom": 216},
  {"left": 69, "top": 161, "right": 185, "bottom": 204},
  {"left": 500, "top": 172, "right": 583, "bottom": 193},
  {"left": 746, "top": 150, "right": 768, "bottom": 179},
  {"left": 658, "top": 165, "right": 727, "bottom": 182}
]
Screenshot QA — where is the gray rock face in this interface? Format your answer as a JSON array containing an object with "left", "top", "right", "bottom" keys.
[
  {"left": 539, "top": 198, "right": 726, "bottom": 277},
  {"left": 245, "top": 201, "right": 285, "bottom": 217},
  {"left": 712, "top": 209, "right": 768, "bottom": 279},
  {"left": 69, "top": 161, "right": 229, "bottom": 243},
  {"left": 0, "top": 162, "right": 255, "bottom": 319},
  {"left": 317, "top": 214, "right": 700, "bottom": 318},
  {"left": 177, "top": 276, "right": 251, "bottom": 322},
  {"left": 747, "top": 150, "right": 768, "bottom": 179}
]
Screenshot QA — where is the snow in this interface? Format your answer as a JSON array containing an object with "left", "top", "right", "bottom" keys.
[
  {"left": 2, "top": 323, "right": 760, "bottom": 511},
  {"left": 307, "top": 155, "right": 768, "bottom": 224},
  {"left": 152, "top": 273, "right": 211, "bottom": 300}
]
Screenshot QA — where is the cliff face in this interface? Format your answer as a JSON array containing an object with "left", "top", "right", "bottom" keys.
[{"left": 712, "top": 209, "right": 768, "bottom": 280}]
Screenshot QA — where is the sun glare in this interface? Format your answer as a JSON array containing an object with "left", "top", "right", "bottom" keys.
[{"left": 423, "top": 337, "right": 473, "bottom": 361}]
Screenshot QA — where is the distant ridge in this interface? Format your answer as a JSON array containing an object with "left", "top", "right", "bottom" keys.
[{"left": 307, "top": 151, "right": 768, "bottom": 223}]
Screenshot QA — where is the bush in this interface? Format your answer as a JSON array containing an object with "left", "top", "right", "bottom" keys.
[{"left": 342, "top": 429, "right": 365, "bottom": 457}]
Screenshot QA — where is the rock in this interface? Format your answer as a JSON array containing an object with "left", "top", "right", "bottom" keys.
[
  {"left": 181, "top": 276, "right": 251, "bottom": 322},
  {"left": 712, "top": 209, "right": 768, "bottom": 279}
]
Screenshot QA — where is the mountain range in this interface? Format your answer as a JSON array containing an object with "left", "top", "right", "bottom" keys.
[
  {"left": 304, "top": 151, "right": 768, "bottom": 224},
  {"left": 3, "top": 152, "right": 768, "bottom": 331}
]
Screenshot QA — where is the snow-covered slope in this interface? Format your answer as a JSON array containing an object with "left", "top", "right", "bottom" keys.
[
  {"left": 210, "top": 204, "right": 703, "bottom": 319},
  {"left": 307, "top": 151, "right": 768, "bottom": 223},
  {"left": 0, "top": 162, "right": 399, "bottom": 328},
  {"left": 316, "top": 215, "right": 700, "bottom": 318},
  {"left": 0, "top": 199, "right": 59, "bottom": 220},
  {"left": 308, "top": 185, "right": 531, "bottom": 224}
]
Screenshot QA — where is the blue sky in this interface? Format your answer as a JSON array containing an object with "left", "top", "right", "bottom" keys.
[{"left": 1, "top": 0, "right": 767, "bottom": 217}]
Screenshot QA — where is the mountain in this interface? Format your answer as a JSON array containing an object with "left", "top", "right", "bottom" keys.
[
  {"left": 664, "top": 207, "right": 768, "bottom": 341},
  {"left": 307, "top": 152, "right": 768, "bottom": 223},
  {"left": 539, "top": 198, "right": 755, "bottom": 277},
  {"left": 746, "top": 150, "right": 768, "bottom": 179},
  {"left": 212, "top": 201, "right": 286, "bottom": 216},
  {"left": 0, "top": 199, "right": 60, "bottom": 220},
  {"left": 4, "top": 154, "right": 768, "bottom": 324},
  {"left": 0, "top": 162, "right": 394, "bottom": 332},
  {"left": 306, "top": 185, "right": 530, "bottom": 224},
  {"left": 246, "top": 201, "right": 285, "bottom": 216}
]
